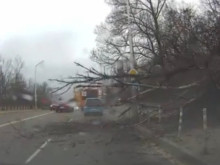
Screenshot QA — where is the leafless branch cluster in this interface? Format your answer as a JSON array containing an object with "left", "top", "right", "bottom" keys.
[
  {"left": 51, "top": 0, "right": 220, "bottom": 118},
  {"left": 91, "top": 0, "right": 220, "bottom": 86},
  {"left": 50, "top": 61, "right": 204, "bottom": 95}
]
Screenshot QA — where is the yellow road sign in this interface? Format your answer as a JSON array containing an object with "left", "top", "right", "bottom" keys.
[{"left": 129, "top": 69, "right": 138, "bottom": 75}]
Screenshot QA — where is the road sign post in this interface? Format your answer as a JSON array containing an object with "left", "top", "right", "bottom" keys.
[{"left": 128, "top": 69, "right": 139, "bottom": 119}]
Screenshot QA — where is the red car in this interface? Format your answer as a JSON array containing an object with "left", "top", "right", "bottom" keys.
[
  {"left": 50, "top": 104, "right": 59, "bottom": 111},
  {"left": 56, "top": 103, "right": 74, "bottom": 113}
]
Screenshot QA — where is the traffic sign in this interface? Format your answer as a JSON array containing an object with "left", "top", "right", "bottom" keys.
[{"left": 129, "top": 69, "right": 138, "bottom": 75}]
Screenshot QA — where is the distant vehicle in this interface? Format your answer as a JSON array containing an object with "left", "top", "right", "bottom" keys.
[
  {"left": 56, "top": 103, "right": 74, "bottom": 113},
  {"left": 50, "top": 104, "right": 59, "bottom": 111},
  {"left": 83, "top": 98, "right": 104, "bottom": 116},
  {"left": 74, "top": 83, "right": 103, "bottom": 110}
]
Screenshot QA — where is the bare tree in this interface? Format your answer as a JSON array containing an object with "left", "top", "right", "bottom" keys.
[
  {"left": 92, "top": 0, "right": 168, "bottom": 74},
  {"left": 50, "top": 0, "right": 220, "bottom": 118},
  {"left": 0, "top": 56, "right": 14, "bottom": 99}
]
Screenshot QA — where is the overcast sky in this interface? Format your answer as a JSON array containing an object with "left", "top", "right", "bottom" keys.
[
  {"left": 0, "top": 0, "right": 110, "bottom": 83},
  {"left": 0, "top": 0, "right": 199, "bottom": 100}
]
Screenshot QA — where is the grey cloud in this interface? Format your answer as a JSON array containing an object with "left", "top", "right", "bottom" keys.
[
  {"left": 0, "top": 30, "right": 99, "bottom": 100},
  {"left": 0, "top": 31, "right": 81, "bottom": 81}
]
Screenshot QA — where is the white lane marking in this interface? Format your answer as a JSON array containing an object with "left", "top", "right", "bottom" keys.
[
  {"left": 68, "top": 118, "right": 73, "bottom": 122},
  {"left": 0, "top": 112, "right": 54, "bottom": 128},
  {"left": 25, "top": 138, "right": 52, "bottom": 164}
]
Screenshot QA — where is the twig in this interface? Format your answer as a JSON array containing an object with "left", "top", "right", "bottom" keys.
[{"left": 118, "top": 107, "right": 132, "bottom": 118}]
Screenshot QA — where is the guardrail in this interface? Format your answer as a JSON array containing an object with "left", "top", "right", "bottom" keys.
[{"left": 0, "top": 106, "right": 33, "bottom": 111}]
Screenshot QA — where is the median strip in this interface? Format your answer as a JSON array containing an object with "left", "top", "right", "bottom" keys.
[{"left": 0, "top": 112, "right": 54, "bottom": 128}]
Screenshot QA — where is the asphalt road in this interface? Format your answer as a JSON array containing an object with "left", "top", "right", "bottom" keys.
[{"left": 0, "top": 109, "right": 174, "bottom": 165}]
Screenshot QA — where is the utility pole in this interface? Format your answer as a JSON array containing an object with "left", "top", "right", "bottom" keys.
[{"left": 34, "top": 60, "right": 44, "bottom": 110}]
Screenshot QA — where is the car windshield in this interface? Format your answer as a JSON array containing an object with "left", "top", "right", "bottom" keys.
[{"left": 85, "top": 99, "right": 102, "bottom": 106}]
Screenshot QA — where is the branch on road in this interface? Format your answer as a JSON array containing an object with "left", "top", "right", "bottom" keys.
[
  {"left": 50, "top": 62, "right": 205, "bottom": 95},
  {"left": 10, "top": 123, "right": 34, "bottom": 140},
  {"left": 118, "top": 106, "right": 132, "bottom": 118}
]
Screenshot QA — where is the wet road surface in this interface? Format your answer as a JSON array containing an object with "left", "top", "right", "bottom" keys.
[{"left": 0, "top": 109, "right": 174, "bottom": 165}]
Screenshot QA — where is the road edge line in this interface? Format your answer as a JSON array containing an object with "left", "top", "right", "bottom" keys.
[
  {"left": 134, "top": 125, "right": 208, "bottom": 165},
  {"left": 0, "top": 112, "right": 54, "bottom": 128}
]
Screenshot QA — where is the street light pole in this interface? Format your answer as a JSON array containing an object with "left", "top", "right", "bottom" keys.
[
  {"left": 34, "top": 60, "right": 44, "bottom": 110},
  {"left": 126, "top": 0, "right": 136, "bottom": 69},
  {"left": 126, "top": 0, "right": 138, "bottom": 119}
]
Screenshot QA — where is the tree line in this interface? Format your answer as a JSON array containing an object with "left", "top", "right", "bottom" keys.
[{"left": 0, "top": 56, "right": 52, "bottom": 108}]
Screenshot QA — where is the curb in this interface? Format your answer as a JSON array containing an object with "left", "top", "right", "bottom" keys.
[{"left": 135, "top": 125, "right": 208, "bottom": 165}]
